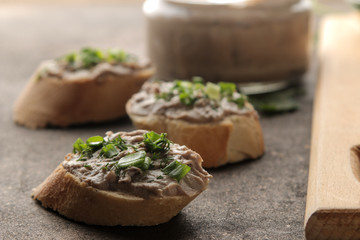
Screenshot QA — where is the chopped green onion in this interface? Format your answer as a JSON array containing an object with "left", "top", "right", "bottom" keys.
[
  {"left": 143, "top": 131, "right": 171, "bottom": 153},
  {"left": 192, "top": 76, "right": 204, "bottom": 84},
  {"left": 84, "top": 164, "right": 92, "bottom": 169},
  {"left": 162, "top": 161, "right": 178, "bottom": 174},
  {"left": 73, "top": 138, "right": 86, "bottom": 153},
  {"left": 205, "top": 82, "right": 221, "bottom": 101},
  {"left": 86, "top": 136, "right": 104, "bottom": 150},
  {"left": 156, "top": 92, "right": 173, "bottom": 101},
  {"left": 107, "top": 48, "right": 127, "bottom": 63},
  {"left": 157, "top": 175, "right": 164, "bottom": 179},
  {"left": 108, "top": 135, "right": 128, "bottom": 151},
  {"left": 175, "top": 80, "right": 193, "bottom": 90},
  {"left": 116, "top": 151, "right": 146, "bottom": 169},
  {"left": 232, "top": 95, "right": 247, "bottom": 108},
  {"left": 65, "top": 52, "right": 77, "bottom": 65},
  {"left": 219, "top": 82, "right": 236, "bottom": 97},
  {"left": 142, "top": 156, "right": 152, "bottom": 170},
  {"left": 80, "top": 48, "right": 104, "bottom": 69},
  {"left": 179, "top": 92, "right": 196, "bottom": 106},
  {"left": 101, "top": 144, "right": 119, "bottom": 158},
  {"left": 162, "top": 160, "right": 191, "bottom": 182}
]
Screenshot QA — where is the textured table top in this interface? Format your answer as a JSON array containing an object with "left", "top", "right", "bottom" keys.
[{"left": 0, "top": 3, "right": 315, "bottom": 239}]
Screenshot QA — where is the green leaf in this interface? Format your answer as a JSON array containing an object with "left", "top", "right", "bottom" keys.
[{"left": 116, "top": 151, "right": 146, "bottom": 169}]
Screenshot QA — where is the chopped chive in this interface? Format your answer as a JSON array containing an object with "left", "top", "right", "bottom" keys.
[
  {"left": 219, "top": 82, "right": 236, "bottom": 97},
  {"left": 84, "top": 164, "right": 92, "bottom": 169},
  {"left": 162, "top": 161, "right": 178, "bottom": 174},
  {"left": 157, "top": 175, "right": 164, "bottom": 179},
  {"left": 192, "top": 76, "right": 204, "bottom": 84},
  {"left": 143, "top": 131, "right": 171, "bottom": 154},
  {"left": 116, "top": 151, "right": 146, "bottom": 169},
  {"left": 101, "top": 143, "right": 119, "bottom": 158},
  {"left": 112, "top": 136, "right": 128, "bottom": 151},
  {"left": 86, "top": 136, "right": 104, "bottom": 150},
  {"left": 205, "top": 82, "right": 221, "bottom": 101},
  {"left": 179, "top": 92, "right": 196, "bottom": 106},
  {"left": 232, "top": 96, "right": 246, "bottom": 108},
  {"left": 142, "top": 156, "right": 152, "bottom": 170},
  {"left": 162, "top": 160, "right": 191, "bottom": 182},
  {"left": 73, "top": 138, "right": 86, "bottom": 153},
  {"left": 168, "top": 164, "right": 191, "bottom": 182}
]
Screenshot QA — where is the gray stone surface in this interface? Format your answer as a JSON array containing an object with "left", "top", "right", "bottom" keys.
[{"left": 0, "top": 3, "right": 314, "bottom": 239}]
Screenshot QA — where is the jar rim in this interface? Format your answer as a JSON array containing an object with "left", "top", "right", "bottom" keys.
[{"left": 166, "top": 0, "right": 304, "bottom": 8}]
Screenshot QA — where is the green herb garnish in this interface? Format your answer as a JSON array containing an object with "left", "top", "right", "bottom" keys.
[
  {"left": 73, "top": 138, "right": 86, "bottom": 153},
  {"left": 204, "top": 82, "right": 221, "bottom": 101},
  {"left": 179, "top": 92, "right": 196, "bottom": 106},
  {"left": 60, "top": 47, "right": 136, "bottom": 70},
  {"left": 192, "top": 76, "right": 204, "bottom": 84},
  {"left": 219, "top": 82, "right": 236, "bottom": 97},
  {"left": 72, "top": 131, "right": 191, "bottom": 182},
  {"left": 73, "top": 137, "right": 93, "bottom": 160},
  {"left": 142, "top": 156, "right": 152, "bottom": 171},
  {"left": 100, "top": 144, "right": 119, "bottom": 158},
  {"left": 162, "top": 160, "right": 191, "bottom": 182},
  {"left": 116, "top": 151, "right": 146, "bottom": 169},
  {"left": 86, "top": 136, "right": 104, "bottom": 150},
  {"left": 79, "top": 48, "right": 104, "bottom": 69},
  {"left": 84, "top": 164, "right": 92, "bottom": 169},
  {"left": 107, "top": 135, "right": 128, "bottom": 151},
  {"left": 155, "top": 78, "right": 248, "bottom": 109},
  {"left": 143, "top": 131, "right": 171, "bottom": 154}
]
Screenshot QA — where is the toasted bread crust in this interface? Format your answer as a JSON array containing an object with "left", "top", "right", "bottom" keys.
[
  {"left": 126, "top": 102, "right": 265, "bottom": 168},
  {"left": 14, "top": 63, "right": 154, "bottom": 128},
  {"left": 32, "top": 164, "right": 198, "bottom": 226}
]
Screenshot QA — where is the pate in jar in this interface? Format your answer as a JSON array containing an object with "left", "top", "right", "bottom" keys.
[{"left": 143, "top": 0, "right": 311, "bottom": 93}]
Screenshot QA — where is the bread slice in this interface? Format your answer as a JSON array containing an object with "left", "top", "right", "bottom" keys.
[
  {"left": 32, "top": 164, "right": 199, "bottom": 226},
  {"left": 125, "top": 80, "right": 265, "bottom": 168},
  {"left": 13, "top": 60, "right": 154, "bottom": 128},
  {"left": 126, "top": 106, "right": 264, "bottom": 168},
  {"left": 32, "top": 130, "right": 211, "bottom": 226}
]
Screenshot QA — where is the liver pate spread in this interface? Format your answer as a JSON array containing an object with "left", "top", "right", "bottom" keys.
[
  {"left": 62, "top": 130, "right": 211, "bottom": 199},
  {"left": 129, "top": 80, "right": 255, "bottom": 123},
  {"left": 37, "top": 47, "right": 148, "bottom": 81}
]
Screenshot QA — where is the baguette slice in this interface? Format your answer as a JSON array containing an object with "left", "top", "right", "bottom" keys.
[
  {"left": 14, "top": 60, "right": 154, "bottom": 128},
  {"left": 126, "top": 80, "right": 265, "bottom": 168},
  {"left": 32, "top": 164, "right": 199, "bottom": 226},
  {"left": 32, "top": 130, "right": 211, "bottom": 226},
  {"left": 126, "top": 107, "right": 264, "bottom": 168}
]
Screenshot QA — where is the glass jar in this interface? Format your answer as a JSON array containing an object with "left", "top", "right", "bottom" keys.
[{"left": 143, "top": 0, "right": 311, "bottom": 94}]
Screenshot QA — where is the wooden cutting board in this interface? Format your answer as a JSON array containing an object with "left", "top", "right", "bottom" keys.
[{"left": 304, "top": 13, "right": 360, "bottom": 240}]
